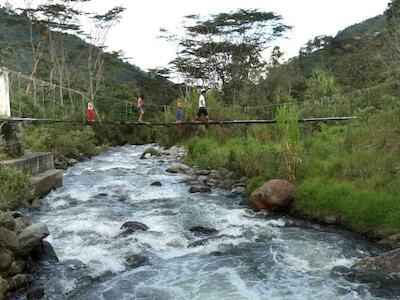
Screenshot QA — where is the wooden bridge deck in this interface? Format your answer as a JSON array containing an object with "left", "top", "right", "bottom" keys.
[{"left": 0, "top": 116, "right": 357, "bottom": 126}]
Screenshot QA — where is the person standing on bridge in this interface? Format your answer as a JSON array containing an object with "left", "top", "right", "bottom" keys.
[
  {"left": 176, "top": 98, "right": 184, "bottom": 123},
  {"left": 137, "top": 94, "right": 145, "bottom": 123},
  {"left": 196, "top": 89, "right": 209, "bottom": 123},
  {"left": 87, "top": 99, "right": 96, "bottom": 122}
]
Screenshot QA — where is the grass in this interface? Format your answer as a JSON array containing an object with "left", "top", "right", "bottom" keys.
[
  {"left": 294, "top": 179, "right": 400, "bottom": 235},
  {"left": 183, "top": 106, "right": 400, "bottom": 238},
  {"left": 0, "top": 165, "right": 30, "bottom": 211}
]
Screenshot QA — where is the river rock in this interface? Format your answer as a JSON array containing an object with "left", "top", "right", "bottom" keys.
[
  {"left": 218, "top": 179, "right": 235, "bottom": 189},
  {"left": 231, "top": 187, "right": 245, "bottom": 194},
  {"left": 239, "top": 198, "right": 251, "bottom": 207},
  {"left": 333, "top": 248, "right": 400, "bottom": 286},
  {"left": 197, "top": 175, "right": 208, "bottom": 184},
  {"left": 67, "top": 158, "right": 79, "bottom": 166},
  {"left": 209, "top": 170, "right": 219, "bottom": 179},
  {"left": 27, "top": 287, "right": 45, "bottom": 300},
  {"left": 31, "top": 241, "right": 59, "bottom": 263},
  {"left": 150, "top": 181, "right": 162, "bottom": 187},
  {"left": 166, "top": 163, "right": 190, "bottom": 174},
  {"left": 379, "top": 233, "right": 400, "bottom": 249},
  {"left": 189, "top": 226, "right": 218, "bottom": 236},
  {"left": 195, "top": 170, "right": 210, "bottom": 176},
  {"left": 125, "top": 254, "right": 149, "bottom": 268},
  {"left": 0, "top": 227, "right": 18, "bottom": 251},
  {"left": 206, "top": 178, "right": 218, "bottom": 187},
  {"left": 120, "top": 221, "right": 149, "bottom": 233},
  {"left": 189, "top": 186, "right": 212, "bottom": 194},
  {"left": 17, "top": 223, "right": 50, "bottom": 256},
  {"left": 140, "top": 147, "right": 161, "bottom": 159},
  {"left": 178, "top": 176, "right": 195, "bottom": 184},
  {"left": 0, "top": 277, "right": 10, "bottom": 300},
  {"left": 250, "top": 179, "right": 295, "bottom": 213},
  {"left": 0, "top": 212, "right": 16, "bottom": 231},
  {"left": 0, "top": 250, "right": 13, "bottom": 273},
  {"left": 30, "top": 199, "right": 41, "bottom": 209},
  {"left": 6, "top": 260, "right": 25, "bottom": 276},
  {"left": 14, "top": 217, "right": 32, "bottom": 234},
  {"left": 188, "top": 235, "right": 231, "bottom": 248},
  {"left": 7, "top": 274, "right": 34, "bottom": 290}
]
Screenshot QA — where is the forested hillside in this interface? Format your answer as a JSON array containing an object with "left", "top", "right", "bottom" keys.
[{"left": 0, "top": 7, "right": 179, "bottom": 107}]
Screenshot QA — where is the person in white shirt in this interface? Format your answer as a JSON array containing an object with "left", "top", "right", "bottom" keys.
[{"left": 196, "top": 89, "right": 209, "bottom": 122}]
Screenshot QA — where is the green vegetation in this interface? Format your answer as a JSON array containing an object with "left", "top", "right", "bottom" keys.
[
  {"left": 183, "top": 105, "right": 400, "bottom": 236},
  {"left": 22, "top": 125, "right": 100, "bottom": 160},
  {"left": 0, "top": 165, "right": 30, "bottom": 210}
]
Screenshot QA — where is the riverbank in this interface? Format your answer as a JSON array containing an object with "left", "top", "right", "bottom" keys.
[{"left": 180, "top": 107, "right": 400, "bottom": 245}]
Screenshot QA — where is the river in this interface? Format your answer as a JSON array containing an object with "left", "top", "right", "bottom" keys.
[{"left": 25, "top": 145, "right": 389, "bottom": 300}]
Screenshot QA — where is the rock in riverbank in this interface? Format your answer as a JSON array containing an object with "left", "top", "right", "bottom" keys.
[
  {"left": 189, "top": 186, "right": 212, "bottom": 194},
  {"left": 250, "top": 179, "right": 295, "bottom": 213},
  {"left": 166, "top": 163, "right": 190, "bottom": 174},
  {"left": 0, "top": 212, "right": 57, "bottom": 299},
  {"left": 140, "top": 147, "right": 162, "bottom": 159},
  {"left": 332, "top": 248, "right": 400, "bottom": 286}
]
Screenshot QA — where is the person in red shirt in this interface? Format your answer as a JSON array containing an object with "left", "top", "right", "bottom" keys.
[
  {"left": 87, "top": 99, "right": 96, "bottom": 122},
  {"left": 137, "top": 94, "right": 145, "bottom": 123}
]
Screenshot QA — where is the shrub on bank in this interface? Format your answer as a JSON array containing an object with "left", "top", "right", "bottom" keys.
[
  {"left": 22, "top": 125, "right": 99, "bottom": 159},
  {"left": 0, "top": 165, "right": 30, "bottom": 211},
  {"left": 186, "top": 136, "right": 281, "bottom": 178}
]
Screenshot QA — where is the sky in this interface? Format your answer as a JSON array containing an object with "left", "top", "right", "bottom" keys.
[
  {"left": 88, "top": 0, "right": 389, "bottom": 72},
  {"left": 3, "top": 0, "right": 390, "bottom": 71}
]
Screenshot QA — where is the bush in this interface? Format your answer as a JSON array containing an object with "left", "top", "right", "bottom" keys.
[
  {"left": 0, "top": 165, "right": 30, "bottom": 211},
  {"left": 186, "top": 136, "right": 281, "bottom": 179},
  {"left": 22, "top": 124, "right": 99, "bottom": 159}
]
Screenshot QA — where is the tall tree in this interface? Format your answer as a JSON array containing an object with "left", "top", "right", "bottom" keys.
[
  {"left": 162, "top": 9, "right": 291, "bottom": 102},
  {"left": 85, "top": 6, "right": 125, "bottom": 100}
]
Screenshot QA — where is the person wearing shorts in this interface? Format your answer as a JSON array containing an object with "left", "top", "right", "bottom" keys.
[
  {"left": 197, "top": 89, "right": 209, "bottom": 122},
  {"left": 137, "top": 94, "right": 144, "bottom": 123}
]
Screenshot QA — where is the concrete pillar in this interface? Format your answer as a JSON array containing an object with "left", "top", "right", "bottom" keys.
[
  {"left": 0, "top": 67, "right": 11, "bottom": 118},
  {"left": 1, "top": 122, "right": 23, "bottom": 158}
]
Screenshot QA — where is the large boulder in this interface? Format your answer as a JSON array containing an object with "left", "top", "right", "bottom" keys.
[
  {"left": 30, "top": 241, "right": 59, "bottom": 263},
  {"left": 250, "top": 179, "right": 295, "bottom": 213},
  {"left": 17, "top": 223, "right": 50, "bottom": 256},
  {"left": 140, "top": 147, "right": 161, "bottom": 159},
  {"left": 0, "top": 227, "right": 18, "bottom": 251}
]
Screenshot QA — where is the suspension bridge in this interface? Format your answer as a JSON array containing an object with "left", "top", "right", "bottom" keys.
[
  {"left": 0, "top": 66, "right": 368, "bottom": 127},
  {"left": 1, "top": 66, "right": 397, "bottom": 128}
]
